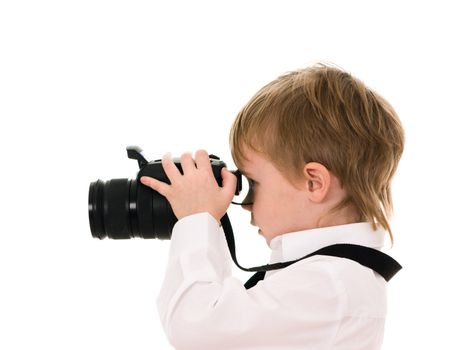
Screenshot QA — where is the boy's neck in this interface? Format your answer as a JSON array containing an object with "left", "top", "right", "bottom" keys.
[{"left": 315, "top": 205, "right": 361, "bottom": 229}]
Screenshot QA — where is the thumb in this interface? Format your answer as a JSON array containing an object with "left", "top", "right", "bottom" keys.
[{"left": 221, "top": 168, "right": 237, "bottom": 197}]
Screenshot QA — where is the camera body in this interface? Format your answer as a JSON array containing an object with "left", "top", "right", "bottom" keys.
[
  {"left": 138, "top": 152, "right": 227, "bottom": 187},
  {"left": 88, "top": 146, "right": 243, "bottom": 240}
]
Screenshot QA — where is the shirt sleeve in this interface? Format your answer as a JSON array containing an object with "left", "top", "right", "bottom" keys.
[{"left": 157, "top": 212, "right": 347, "bottom": 350}]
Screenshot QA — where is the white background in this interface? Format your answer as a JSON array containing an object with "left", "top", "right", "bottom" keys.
[{"left": 1, "top": 1, "right": 472, "bottom": 349}]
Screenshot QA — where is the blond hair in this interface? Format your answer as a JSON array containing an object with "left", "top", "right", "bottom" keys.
[{"left": 229, "top": 63, "right": 404, "bottom": 244}]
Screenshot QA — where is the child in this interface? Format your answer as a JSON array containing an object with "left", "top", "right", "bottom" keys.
[{"left": 140, "top": 62, "right": 405, "bottom": 349}]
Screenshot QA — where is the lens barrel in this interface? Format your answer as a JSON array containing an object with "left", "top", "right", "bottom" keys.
[
  {"left": 88, "top": 177, "right": 178, "bottom": 240},
  {"left": 88, "top": 180, "right": 105, "bottom": 238},
  {"left": 89, "top": 179, "right": 132, "bottom": 239}
]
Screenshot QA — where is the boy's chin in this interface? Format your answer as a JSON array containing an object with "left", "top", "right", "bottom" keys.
[{"left": 259, "top": 230, "right": 272, "bottom": 247}]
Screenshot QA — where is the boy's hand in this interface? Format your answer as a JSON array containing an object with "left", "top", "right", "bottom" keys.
[{"left": 139, "top": 150, "right": 237, "bottom": 224}]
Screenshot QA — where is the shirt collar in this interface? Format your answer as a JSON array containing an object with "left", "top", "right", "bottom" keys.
[{"left": 268, "top": 222, "right": 386, "bottom": 264}]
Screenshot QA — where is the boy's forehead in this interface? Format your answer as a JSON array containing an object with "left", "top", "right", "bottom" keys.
[
  {"left": 239, "top": 145, "right": 269, "bottom": 174},
  {"left": 239, "top": 159, "right": 254, "bottom": 176},
  {"left": 240, "top": 144, "right": 260, "bottom": 164},
  {"left": 238, "top": 145, "right": 257, "bottom": 173}
]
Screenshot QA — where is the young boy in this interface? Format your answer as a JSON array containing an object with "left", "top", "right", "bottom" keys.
[{"left": 140, "top": 63, "right": 405, "bottom": 349}]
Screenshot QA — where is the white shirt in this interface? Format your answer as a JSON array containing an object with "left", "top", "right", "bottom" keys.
[{"left": 157, "top": 212, "right": 389, "bottom": 350}]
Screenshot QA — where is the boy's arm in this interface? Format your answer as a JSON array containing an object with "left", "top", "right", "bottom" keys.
[
  {"left": 157, "top": 211, "right": 233, "bottom": 332},
  {"left": 157, "top": 212, "right": 346, "bottom": 350}
]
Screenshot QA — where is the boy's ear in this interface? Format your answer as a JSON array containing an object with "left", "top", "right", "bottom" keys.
[{"left": 303, "top": 162, "right": 331, "bottom": 203}]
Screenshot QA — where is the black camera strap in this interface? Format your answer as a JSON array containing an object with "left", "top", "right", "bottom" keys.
[{"left": 220, "top": 214, "right": 402, "bottom": 290}]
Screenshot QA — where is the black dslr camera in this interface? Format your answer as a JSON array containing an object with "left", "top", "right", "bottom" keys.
[{"left": 88, "top": 146, "right": 250, "bottom": 240}]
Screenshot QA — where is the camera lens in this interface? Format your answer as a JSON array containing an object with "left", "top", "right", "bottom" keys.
[
  {"left": 88, "top": 179, "right": 104, "bottom": 238},
  {"left": 88, "top": 179, "right": 133, "bottom": 239},
  {"left": 88, "top": 177, "right": 178, "bottom": 240}
]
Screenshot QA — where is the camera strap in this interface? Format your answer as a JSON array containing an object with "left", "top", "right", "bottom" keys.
[{"left": 220, "top": 214, "right": 402, "bottom": 290}]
